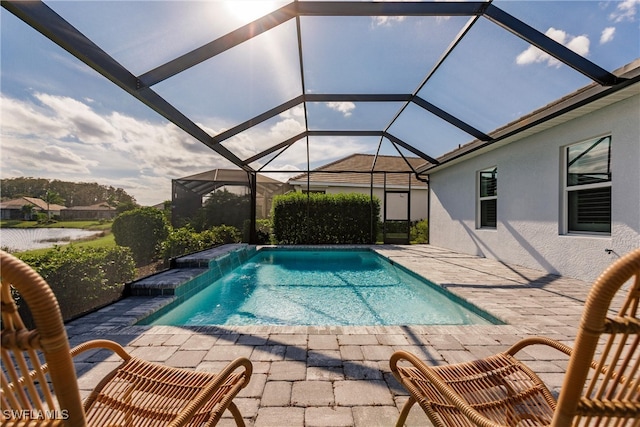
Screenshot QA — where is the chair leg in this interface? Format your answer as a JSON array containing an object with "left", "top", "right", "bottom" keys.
[
  {"left": 396, "top": 396, "right": 416, "bottom": 427},
  {"left": 228, "top": 402, "right": 245, "bottom": 427}
]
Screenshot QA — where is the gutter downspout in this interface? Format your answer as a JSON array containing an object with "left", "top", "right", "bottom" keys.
[{"left": 415, "top": 173, "right": 430, "bottom": 243}]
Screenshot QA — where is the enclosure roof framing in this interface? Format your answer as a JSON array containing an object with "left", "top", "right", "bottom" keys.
[
  {"left": 2, "top": 0, "right": 634, "bottom": 178},
  {"left": 419, "top": 62, "right": 640, "bottom": 174}
]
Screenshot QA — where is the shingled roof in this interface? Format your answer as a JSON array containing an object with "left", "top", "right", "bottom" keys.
[
  {"left": 0, "top": 197, "right": 66, "bottom": 211},
  {"left": 289, "top": 154, "right": 428, "bottom": 187}
]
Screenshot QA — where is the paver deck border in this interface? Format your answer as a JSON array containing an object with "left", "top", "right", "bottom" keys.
[{"left": 66, "top": 244, "right": 596, "bottom": 426}]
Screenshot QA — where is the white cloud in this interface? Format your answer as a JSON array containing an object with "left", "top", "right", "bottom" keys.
[
  {"left": 609, "top": 0, "right": 639, "bottom": 23},
  {"left": 34, "top": 93, "right": 119, "bottom": 144},
  {"left": 370, "top": 0, "right": 404, "bottom": 26},
  {"left": 2, "top": 139, "right": 97, "bottom": 175},
  {"left": 373, "top": 16, "right": 406, "bottom": 26},
  {"left": 600, "top": 27, "right": 616, "bottom": 44},
  {"left": 274, "top": 136, "right": 369, "bottom": 168},
  {"left": 270, "top": 117, "right": 306, "bottom": 136},
  {"left": 256, "top": 165, "right": 302, "bottom": 183},
  {"left": 372, "top": 0, "right": 447, "bottom": 26},
  {"left": 216, "top": 107, "right": 307, "bottom": 162},
  {"left": 566, "top": 35, "right": 590, "bottom": 56},
  {"left": 40, "top": 145, "right": 98, "bottom": 169},
  {"left": 0, "top": 93, "right": 367, "bottom": 205},
  {"left": 326, "top": 102, "right": 356, "bottom": 117},
  {"left": 1, "top": 96, "right": 74, "bottom": 140},
  {"left": 0, "top": 93, "right": 233, "bottom": 205},
  {"left": 516, "top": 27, "right": 590, "bottom": 68},
  {"left": 0, "top": 93, "right": 369, "bottom": 204},
  {"left": 278, "top": 104, "right": 305, "bottom": 120}
]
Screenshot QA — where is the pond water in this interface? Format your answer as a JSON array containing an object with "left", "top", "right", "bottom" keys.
[{"left": 0, "top": 228, "right": 103, "bottom": 252}]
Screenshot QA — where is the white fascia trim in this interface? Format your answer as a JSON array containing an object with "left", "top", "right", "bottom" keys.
[{"left": 288, "top": 181, "right": 427, "bottom": 191}]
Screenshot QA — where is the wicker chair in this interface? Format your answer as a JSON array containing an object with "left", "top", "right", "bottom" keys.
[
  {"left": 0, "top": 250, "right": 253, "bottom": 426},
  {"left": 390, "top": 248, "right": 640, "bottom": 427}
]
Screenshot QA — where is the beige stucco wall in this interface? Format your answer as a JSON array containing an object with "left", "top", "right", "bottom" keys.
[{"left": 428, "top": 92, "right": 640, "bottom": 282}]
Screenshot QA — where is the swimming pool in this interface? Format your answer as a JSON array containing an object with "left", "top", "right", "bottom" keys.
[{"left": 144, "top": 248, "right": 498, "bottom": 326}]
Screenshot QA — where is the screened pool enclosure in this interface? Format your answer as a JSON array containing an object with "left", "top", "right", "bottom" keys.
[{"left": 3, "top": 1, "right": 637, "bottom": 242}]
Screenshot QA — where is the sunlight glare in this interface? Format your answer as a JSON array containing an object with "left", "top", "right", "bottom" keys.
[{"left": 225, "top": 1, "right": 277, "bottom": 23}]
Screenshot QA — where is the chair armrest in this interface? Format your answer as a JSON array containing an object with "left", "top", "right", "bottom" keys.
[
  {"left": 506, "top": 336, "right": 602, "bottom": 372},
  {"left": 69, "top": 339, "right": 132, "bottom": 361},
  {"left": 16, "top": 339, "right": 131, "bottom": 384},
  {"left": 390, "top": 350, "right": 505, "bottom": 427},
  {"left": 73, "top": 340, "right": 252, "bottom": 426},
  {"left": 506, "top": 336, "right": 574, "bottom": 358},
  {"left": 167, "top": 357, "right": 253, "bottom": 427}
]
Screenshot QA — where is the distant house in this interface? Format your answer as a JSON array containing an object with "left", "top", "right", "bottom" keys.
[
  {"left": 0, "top": 197, "right": 66, "bottom": 220},
  {"left": 60, "top": 202, "right": 117, "bottom": 221},
  {"left": 172, "top": 169, "right": 290, "bottom": 227},
  {"left": 288, "top": 154, "right": 428, "bottom": 222}
]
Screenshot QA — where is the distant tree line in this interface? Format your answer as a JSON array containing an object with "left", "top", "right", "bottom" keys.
[{"left": 1, "top": 177, "right": 137, "bottom": 208}]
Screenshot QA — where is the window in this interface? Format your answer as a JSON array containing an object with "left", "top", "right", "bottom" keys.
[
  {"left": 565, "top": 136, "right": 611, "bottom": 234},
  {"left": 478, "top": 167, "right": 497, "bottom": 228}
]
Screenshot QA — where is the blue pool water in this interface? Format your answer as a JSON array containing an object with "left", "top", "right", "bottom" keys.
[{"left": 148, "top": 249, "right": 496, "bottom": 326}]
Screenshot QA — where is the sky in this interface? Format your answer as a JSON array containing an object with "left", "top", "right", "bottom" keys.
[{"left": 1, "top": 0, "right": 638, "bottom": 206}]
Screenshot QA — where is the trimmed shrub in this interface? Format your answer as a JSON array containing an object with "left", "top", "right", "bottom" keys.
[
  {"left": 385, "top": 220, "right": 409, "bottom": 234},
  {"left": 410, "top": 219, "right": 429, "bottom": 243},
  {"left": 160, "top": 227, "right": 203, "bottom": 262},
  {"left": 16, "top": 246, "right": 135, "bottom": 323},
  {"left": 202, "top": 224, "right": 241, "bottom": 245},
  {"left": 272, "top": 192, "right": 380, "bottom": 244},
  {"left": 242, "top": 218, "right": 273, "bottom": 244},
  {"left": 35, "top": 212, "right": 49, "bottom": 223},
  {"left": 112, "top": 207, "right": 169, "bottom": 264},
  {"left": 160, "top": 225, "right": 242, "bottom": 262}
]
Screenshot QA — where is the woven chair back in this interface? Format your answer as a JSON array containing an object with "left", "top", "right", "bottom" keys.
[
  {"left": 1, "top": 250, "right": 86, "bottom": 426},
  {"left": 553, "top": 248, "right": 640, "bottom": 426}
]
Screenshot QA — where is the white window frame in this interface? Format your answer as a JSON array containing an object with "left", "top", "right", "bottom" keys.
[
  {"left": 561, "top": 135, "right": 612, "bottom": 235},
  {"left": 477, "top": 166, "right": 497, "bottom": 229}
]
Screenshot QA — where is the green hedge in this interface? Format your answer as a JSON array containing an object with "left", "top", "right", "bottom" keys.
[
  {"left": 242, "top": 219, "right": 273, "bottom": 244},
  {"left": 112, "top": 207, "right": 169, "bottom": 265},
  {"left": 410, "top": 219, "right": 429, "bottom": 243},
  {"left": 16, "top": 246, "right": 135, "bottom": 323},
  {"left": 272, "top": 192, "right": 380, "bottom": 244},
  {"left": 160, "top": 225, "right": 241, "bottom": 262}
]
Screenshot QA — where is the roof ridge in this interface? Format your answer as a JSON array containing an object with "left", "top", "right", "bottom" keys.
[
  {"left": 294, "top": 153, "right": 422, "bottom": 177},
  {"left": 289, "top": 153, "right": 362, "bottom": 180},
  {"left": 314, "top": 153, "right": 361, "bottom": 171}
]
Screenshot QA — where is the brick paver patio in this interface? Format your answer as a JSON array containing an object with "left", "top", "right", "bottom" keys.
[{"left": 66, "top": 245, "right": 597, "bottom": 426}]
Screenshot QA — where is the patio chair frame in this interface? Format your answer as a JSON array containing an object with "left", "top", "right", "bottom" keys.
[
  {"left": 390, "top": 248, "right": 640, "bottom": 427},
  {"left": 1, "top": 250, "right": 253, "bottom": 426}
]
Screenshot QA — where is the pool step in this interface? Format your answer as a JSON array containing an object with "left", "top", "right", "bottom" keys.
[
  {"left": 128, "top": 244, "right": 256, "bottom": 297},
  {"left": 173, "top": 243, "right": 248, "bottom": 268},
  {"left": 128, "top": 268, "right": 207, "bottom": 296}
]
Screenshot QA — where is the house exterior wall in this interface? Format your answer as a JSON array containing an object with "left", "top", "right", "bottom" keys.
[
  {"left": 428, "top": 93, "right": 639, "bottom": 282},
  {"left": 293, "top": 185, "right": 428, "bottom": 222},
  {"left": 59, "top": 209, "right": 116, "bottom": 220},
  {"left": 0, "top": 208, "right": 28, "bottom": 220}
]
